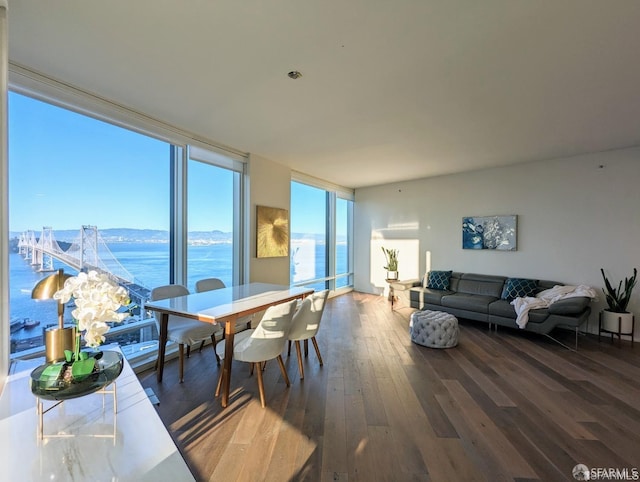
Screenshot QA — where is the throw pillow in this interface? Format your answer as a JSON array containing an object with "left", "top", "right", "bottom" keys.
[
  {"left": 501, "top": 278, "right": 537, "bottom": 301},
  {"left": 427, "top": 270, "right": 452, "bottom": 290}
]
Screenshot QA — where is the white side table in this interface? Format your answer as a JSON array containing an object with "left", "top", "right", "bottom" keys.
[
  {"left": 0, "top": 346, "right": 195, "bottom": 481},
  {"left": 386, "top": 278, "right": 420, "bottom": 310}
]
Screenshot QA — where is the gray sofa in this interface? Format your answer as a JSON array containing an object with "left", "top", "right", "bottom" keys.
[{"left": 409, "top": 272, "right": 592, "bottom": 337}]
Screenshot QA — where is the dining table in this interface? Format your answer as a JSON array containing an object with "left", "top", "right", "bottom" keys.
[{"left": 144, "top": 282, "right": 314, "bottom": 407}]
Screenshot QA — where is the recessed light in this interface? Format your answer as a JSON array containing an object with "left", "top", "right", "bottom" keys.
[{"left": 287, "top": 71, "right": 302, "bottom": 80}]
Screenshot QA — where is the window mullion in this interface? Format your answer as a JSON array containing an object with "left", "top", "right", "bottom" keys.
[
  {"left": 233, "top": 167, "right": 245, "bottom": 285},
  {"left": 327, "top": 191, "right": 336, "bottom": 292},
  {"left": 170, "top": 145, "right": 187, "bottom": 285}
]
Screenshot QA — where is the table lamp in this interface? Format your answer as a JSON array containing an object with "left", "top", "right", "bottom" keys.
[{"left": 31, "top": 268, "right": 75, "bottom": 363}]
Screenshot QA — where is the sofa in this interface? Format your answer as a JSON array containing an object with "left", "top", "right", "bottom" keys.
[{"left": 409, "top": 271, "right": 592, "bottom": 336}]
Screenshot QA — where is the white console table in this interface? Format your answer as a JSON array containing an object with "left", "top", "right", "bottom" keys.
[{"left": 0, "top": 346, "right": 195, "bottom": 481}]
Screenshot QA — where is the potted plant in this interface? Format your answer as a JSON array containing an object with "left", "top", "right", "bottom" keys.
[
  {"left": 382, "top": 247, "right": 399, "bottom": 280},
  {"left": 600, "top": 268, "right": 637, "bottom": 334}
]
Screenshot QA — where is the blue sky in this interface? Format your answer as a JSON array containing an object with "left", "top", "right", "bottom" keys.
[
  {"left": 9, "top": 92, "right": 336, "bottom": 236},
  {"left": 9, "top": 92, "right": 171, "bottom": 231}
]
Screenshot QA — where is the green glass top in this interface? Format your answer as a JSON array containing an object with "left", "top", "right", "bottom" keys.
[{"left": 30, "top": 350, "right": 124, "bottom": 401}]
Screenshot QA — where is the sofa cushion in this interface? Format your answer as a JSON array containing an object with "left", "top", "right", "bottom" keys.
[
  {"left": 489, "top": 299, "right": 549, "bottom": 323},
  {"left": 488, "top": 299, "right": 516, "bottom": 317},
  {"left": 501, "top": 278, "right": 538, "bottom": 301},
  {"left": 427, "top": 270, "right": 453, "bottom": 290},
  {"left": 548, "top": 297, "right": 590, "bottom": 315},
  {"left": 537, "top": 279, "right": 563, "bottom": 292},
  {"left": 526, "top": 308, "right": 551, "bottom": 323},
  {"left": 457, "top": 273, "right": 506, "bottom": 297},
  {"left": 442, "top": 293, "right": 497, "bottom": 313},
  {"left": 410, "top": 287, "right": 453, "bottom": 305}
]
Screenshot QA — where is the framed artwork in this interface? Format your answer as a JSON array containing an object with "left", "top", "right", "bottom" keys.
[
  {"left": 256, "top": 205, "right": 289, "bottom": 258},
  {"left": 462, "top": 215, "right": 517, "bottom": 251}
]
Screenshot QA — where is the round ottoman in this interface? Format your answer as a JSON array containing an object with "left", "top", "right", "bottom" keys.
[{"left": 409, "top": 310, "right": 459, "bottom": 348}]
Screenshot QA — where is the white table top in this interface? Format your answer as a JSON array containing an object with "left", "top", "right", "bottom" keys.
[
  {"left": 145, "top": 282, "right": 314, "bottom": 322},
  {"left": 0, "top": 346, "right": 195, "bottom": 481}
]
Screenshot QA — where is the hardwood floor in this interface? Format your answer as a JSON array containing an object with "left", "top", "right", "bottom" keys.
[{"left": 138, "top": 292, "right": 640, "bottom": 481}]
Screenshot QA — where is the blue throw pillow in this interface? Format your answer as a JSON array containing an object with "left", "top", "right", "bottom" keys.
[
  {"left": 427, "top": 270, "right": 452, "bottom": 290},
  {"left": 501, "top": 278, "right": 537, "bottom": 301}
]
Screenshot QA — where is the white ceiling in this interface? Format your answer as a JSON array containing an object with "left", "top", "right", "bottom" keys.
[{"left": 7, "top": 1, "right": 640, "bottom": 188}]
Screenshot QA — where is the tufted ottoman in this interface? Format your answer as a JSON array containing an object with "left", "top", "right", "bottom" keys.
[{"left": 409, "top": 310, "right": 459, "bottom": 348}]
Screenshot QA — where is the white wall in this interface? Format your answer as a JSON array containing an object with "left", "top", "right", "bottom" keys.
[
  {"left": 247, "top": 154, "right": 292, "bottom": 285},
  {"left": 354, "top": 147, "right": 640, "bottom": 338}
]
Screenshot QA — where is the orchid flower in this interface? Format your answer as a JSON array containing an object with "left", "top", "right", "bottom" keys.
[{"left": 54, "top": 270, "right": 131, "bottom": 349}]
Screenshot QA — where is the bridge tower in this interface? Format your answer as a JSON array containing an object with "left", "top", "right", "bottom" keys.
[
  {"left": 26, "top": 230, "right": 37, "bottom": 262},
  {"left": 18, "top": 232, "right": 27, "bottom": 255},
  {"left": 81, "top": 225, "right": 99, "bottom": 270},
  {"left": 37, "top": 227, "right": 55, "bottom": 272}
]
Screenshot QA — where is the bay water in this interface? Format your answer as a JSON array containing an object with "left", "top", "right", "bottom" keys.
[{"left": 9, "top": 241, "right": 344, "bottom": 348}]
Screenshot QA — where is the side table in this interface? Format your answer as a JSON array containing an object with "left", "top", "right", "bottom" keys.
[
  {"left": 386, "top": 278, "right": 420, "bottom": 310},
  {"left": 0, "top": 345, "right": 196, "bottom": 481}
]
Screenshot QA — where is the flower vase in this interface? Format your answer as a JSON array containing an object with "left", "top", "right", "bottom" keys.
[
  {"left": 601, "top": 310, "right": 634, "bottom": 334},
  {"left": 30, "top": 350, "right": 124, "bottom": 401}
]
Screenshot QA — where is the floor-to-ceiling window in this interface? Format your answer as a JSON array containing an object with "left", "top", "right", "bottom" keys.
[
  {"left": 7, "top": 89, "right": 246, "bottom": 364},
  {"left": 290, "top": 182, "right": 328, "bottom": 291},
  {"left": 290, "top": 178, "right": 353, "bottom": 293},
  {"left": 336, "top": 196, "right": 353, "bottom": 289},
  {"left": 186, "top": 146, "right": 244, "bottom": 291}
]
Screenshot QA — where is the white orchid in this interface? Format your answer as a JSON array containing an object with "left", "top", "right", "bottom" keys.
[{"left": 54, "top": 270, "right": 131, "bottom": 348}]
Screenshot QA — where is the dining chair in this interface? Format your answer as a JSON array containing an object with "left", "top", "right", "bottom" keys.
[
  {"left": 194, "top": 277, "right": 254, "bottom": 363},
  {"left": 287, "top": 290, "right": 329, "bottom": 379},
  {"left": 150, "top": 284, "right": 219, "bottom": 383},
  {"left": 195, "top": 277, "right": 225, "bottom": 293},
  {"left": 216, "top": 299, "right": 298, "bottom": 408},
  {"left": 193, "top": 278, "right": 226, "bottom": 362}
]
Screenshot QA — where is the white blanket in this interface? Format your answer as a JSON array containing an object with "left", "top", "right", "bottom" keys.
[{"left": 510, "top": 284, "right": 598, "bottom": 329}]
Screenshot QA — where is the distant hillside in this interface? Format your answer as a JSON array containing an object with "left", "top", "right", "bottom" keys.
[
  {"left": 8, "top": 237, "right": 71, "bottom": 253},
  {"left": 9, "top": 229, "right": 342, "bottom": 246},
  {"left": 9, "top": 228, "right": 232, "bottom": 244},
  {"left": 99, "top": 228, "right": 233, "bottom": 243}
]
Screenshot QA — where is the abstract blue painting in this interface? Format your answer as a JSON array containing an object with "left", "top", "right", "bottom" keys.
[{"left": 462, "top": 215, "right": 517, "bottom": 250}]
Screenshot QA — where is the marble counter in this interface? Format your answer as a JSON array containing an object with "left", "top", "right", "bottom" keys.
[{"left": 0, "top": 346, "right": 195, "bottom": 481}]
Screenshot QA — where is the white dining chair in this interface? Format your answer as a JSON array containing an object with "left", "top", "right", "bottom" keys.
[
  {"left": 215, "top": 299, "right": 298, "bottom": 408},
  {"left": 287, "top": 290, "right": 329, "bottom": 379},
  {"left": 195, "top": 277, "right": 225, "bottom": 293},
  {"left": 150, "top": 284, "right": 219, "bottom": 383},
  {"left": 194, "top": 277, "right": 254, "bottom": 363}
]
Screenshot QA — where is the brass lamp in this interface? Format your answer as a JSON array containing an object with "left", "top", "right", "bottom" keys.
[{"left": 31, "top": 268, "right": 75, "bottom": 363}]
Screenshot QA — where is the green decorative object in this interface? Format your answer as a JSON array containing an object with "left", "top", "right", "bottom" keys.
[
  {"left": 30, "top": 350, "right": 124, "bottom": 401},
  {"left": 71, "top": 357, "right": 96, "bottom": 380},
  {"left": 381, "top": 246, "right": 399, "bottom": 272},
  {"left": 382, "top": 246, "right": 399, "bottom": 280},
  {"left": 600, "top": 268, "right": 637, "bottom": 313}
]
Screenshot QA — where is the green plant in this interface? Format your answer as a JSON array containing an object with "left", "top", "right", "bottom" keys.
[
  {"left": 54, "top": 270, "right": 131, "bottom": 378},
  {"left": 600, "top": 268, "right": 637, "bottom": 313},
  {"left": 381, "top": 247, "right": 399, "bottom": 271}
]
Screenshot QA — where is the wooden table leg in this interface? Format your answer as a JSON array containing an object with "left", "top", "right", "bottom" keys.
[
  {"left": 221, "top": 317, "right": 236, "bottom": 408},
  {"left": 156, "top": 313, "right": 168, "bottom": 382}
]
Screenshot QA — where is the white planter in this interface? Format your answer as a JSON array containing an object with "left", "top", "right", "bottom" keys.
[
  {"left": 386, "top": 271, "right": 399, "bottom": 280},
  {"left": 601, "top": 310, "right": 634, "bottom": 334}
]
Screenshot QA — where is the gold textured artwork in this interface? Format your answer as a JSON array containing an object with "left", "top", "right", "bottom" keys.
[{"left": 256, "top": 205, "right": 289, "bottom": 258}]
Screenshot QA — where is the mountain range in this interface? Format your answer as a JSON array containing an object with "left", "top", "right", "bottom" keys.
[{"left": 9, "top": 228, "right": 332, "bottom": 244}]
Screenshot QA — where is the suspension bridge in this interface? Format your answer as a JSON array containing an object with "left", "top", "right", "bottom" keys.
[{"left": 17, "top": 225, "right": 150, "bottom": 302}]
